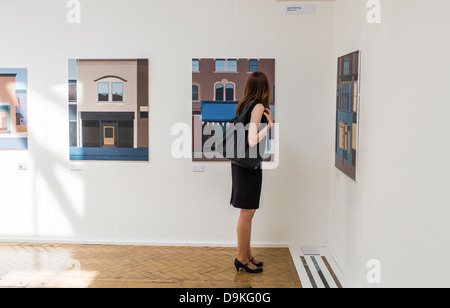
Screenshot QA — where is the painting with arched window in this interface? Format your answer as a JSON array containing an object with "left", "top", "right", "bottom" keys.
[
  {"left": 192, "top": 58, "right": 276, "bottom": 162},
  {"left": 68, "top": 59, "right": 149, "bottom": 161}
]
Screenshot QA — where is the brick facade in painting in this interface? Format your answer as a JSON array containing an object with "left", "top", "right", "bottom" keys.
[{"left": 192, "top": 59, "right": 275, "bottom": 161}]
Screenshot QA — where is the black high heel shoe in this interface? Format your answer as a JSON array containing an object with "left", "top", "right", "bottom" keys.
[
  {"left": 235, "top": 258, "right": 263, "bottom": 273},
  {"left": 250, "top": 258, "right": 263, "bottom": 268}
]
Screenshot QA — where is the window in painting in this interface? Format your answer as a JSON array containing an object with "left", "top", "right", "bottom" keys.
[
  {"left": 215, "top": 84, "right": 224, "bottom": 101},
  {"left": 225, "top": 84, "right": 234, "bottom": 101},
  {"left": 97, "top": 82, "right": 109, "bottom": 102},
  {"left": 111, "top": 82, "right": 124, "bottom": 102}
]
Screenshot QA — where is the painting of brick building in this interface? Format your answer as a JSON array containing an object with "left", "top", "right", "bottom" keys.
[
  {"left": 68, "top": 59, "right": 149, "bottom": 161},
  {"left": 192, "top": 58, "right": 275, "bottom": 161},
  {"left": 335, "top": 51, "right": 360, "bottom": 180},
  {"left": 0, "top": 68, "right": 28, "bottom": 149}
]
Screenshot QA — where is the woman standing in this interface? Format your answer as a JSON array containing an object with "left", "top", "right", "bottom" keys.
[{"left": 231, "top": 72, "right": 274, "bottom": 274}]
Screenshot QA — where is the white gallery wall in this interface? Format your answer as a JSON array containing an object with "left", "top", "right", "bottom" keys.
[
  {"left": 329, "top": 0, "right": 450, "bottom": 287},
  {"left": 0, "top": 0, "right": 334, "bottom": 247}
]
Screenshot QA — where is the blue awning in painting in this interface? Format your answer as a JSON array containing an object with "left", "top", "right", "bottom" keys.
[{"left": 201, "top": 101, "right": 238, "bottom": 122}]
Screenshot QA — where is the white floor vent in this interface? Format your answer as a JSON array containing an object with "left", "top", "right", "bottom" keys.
[{"left": 289, "top": 246, "right": 350, "bottom": 288}]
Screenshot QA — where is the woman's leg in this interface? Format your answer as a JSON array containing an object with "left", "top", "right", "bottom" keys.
[
  {"left": 237, "top": 209, "right": 257, "bottom": 269},
  {"left": 246, "top": 219, "right": 255, "bottom": 261},
  {"left": 244, "top": 218, "right": 260, "bottom": 264}
]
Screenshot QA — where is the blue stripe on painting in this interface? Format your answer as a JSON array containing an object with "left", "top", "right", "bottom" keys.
[
  {"left": 70, "top": 147, "right": 149, "bottom": 161},
  {"left": 0, "top": 138, "right": 28, "bottom": 149}
]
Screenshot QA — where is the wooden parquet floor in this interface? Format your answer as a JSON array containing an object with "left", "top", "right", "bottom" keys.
[{"left": 0, "top": 243, "right": 302, "bottom": 288}]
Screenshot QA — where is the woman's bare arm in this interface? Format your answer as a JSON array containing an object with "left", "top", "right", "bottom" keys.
[{"left": 248, "top": 104, "right": 273, "bottom": 148}]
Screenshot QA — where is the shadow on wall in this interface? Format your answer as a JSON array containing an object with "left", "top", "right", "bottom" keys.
[
  {"left": 0, "top": 82, "right": 113, "bottom": 240},
  {"left": 20, "top": 86, "right": 85, "bottom": 240}
]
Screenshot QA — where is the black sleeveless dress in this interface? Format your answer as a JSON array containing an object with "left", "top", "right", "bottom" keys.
[{"left": 230, "top": 103, "right": 267, "bottom": 210}]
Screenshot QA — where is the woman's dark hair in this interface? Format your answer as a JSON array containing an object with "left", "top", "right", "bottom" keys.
[{"left": 235, "top": 71, "right": 271, "bottom": 116}]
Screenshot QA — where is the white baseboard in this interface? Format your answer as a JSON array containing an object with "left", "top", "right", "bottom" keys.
[{"left": 0, "top": 238, "right": 289, "bottom": 248}]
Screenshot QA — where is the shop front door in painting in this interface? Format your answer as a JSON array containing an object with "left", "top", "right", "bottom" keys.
[{"left": 103, "top": 125, "right": 116, "bottom": 147}]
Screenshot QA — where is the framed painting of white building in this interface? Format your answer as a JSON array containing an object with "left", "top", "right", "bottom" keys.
[{"left": 68, "top": 59, "right": 149, "bottom": 161}]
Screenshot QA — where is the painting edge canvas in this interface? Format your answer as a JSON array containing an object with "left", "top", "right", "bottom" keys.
[{"left": 335, "top": 51, "right": 361, "bottom": 181}]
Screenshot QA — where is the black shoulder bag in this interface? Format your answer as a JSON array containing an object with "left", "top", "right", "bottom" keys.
[{"left": 216, "top": 102, "right": 267, "bottom": 170}]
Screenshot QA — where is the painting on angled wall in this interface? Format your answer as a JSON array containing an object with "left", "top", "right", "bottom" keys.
[
  {"left": 0, "top": 68, "right": 28, "bottom": 150},
  {"left": 335, "top": 51, "right": 360, "bottom": 181},
  {"left": 192, "top": 58, "right": 276, "bottom": 162},
  {"left": 68, "top": 59, "right": 149, "bottom": 161}
]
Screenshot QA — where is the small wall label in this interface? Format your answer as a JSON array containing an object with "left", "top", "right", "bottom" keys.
[{"left": 284, "top": 4, "right": 316, "bottom": 15}]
